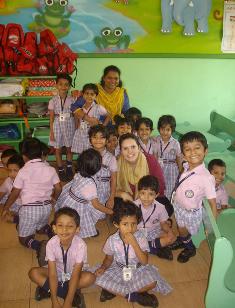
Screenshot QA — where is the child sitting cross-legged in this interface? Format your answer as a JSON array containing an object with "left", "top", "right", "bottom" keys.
[
  {"left": 28, "top": 207, "right": 95, "bottom": 307},
  {"left": 95, "top": 198, "right": 172, "bottom": 307},
  {"left": 135, "top": 175, "right": 177, "bottom": 261}
]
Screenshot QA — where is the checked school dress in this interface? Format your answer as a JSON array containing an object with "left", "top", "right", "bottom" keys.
[
  {"left": 55, "top": 173, "right": 106, "bottom": 238},
  {"left": 48, "top": 95, "right": 75, "bottom": 148},
  {"left": 95, "top": 230, "right": 172, "bottom": 296},
  {"left": 154, "top": 135, "right": 181, "bottom": 200},
  {"left": 93, "top": 149, "right": 117, "bottom": 205},
  {"left": 71, "top": 102, "right": 108, "bottom": 154}
]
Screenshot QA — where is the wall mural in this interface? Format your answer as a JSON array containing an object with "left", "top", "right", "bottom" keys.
[{"left": 0, "top": 0, "right": 224, "bottom": 55}]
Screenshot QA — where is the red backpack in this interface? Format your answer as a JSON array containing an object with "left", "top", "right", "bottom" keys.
[
  {"left": 0, "top": 24, "right": 6, "bottom": 76},
  {"left": 1, "top": 23, "right": 24, "bottom": 75},
  {"left": 38, "top": 29, "right": 60, "bottom": 56},
  {"left": 17, "top": 32, "right": 38, "bottom": 75},
  {"left": 53, "top": 42, "right": 78, "bottom": 74}
]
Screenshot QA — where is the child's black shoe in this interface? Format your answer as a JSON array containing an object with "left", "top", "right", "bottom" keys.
[
  {"left": 66, "top": 166, "right": 74, "bottom": 181},
  {"left": 177, "top": 248, "right": 196, "bottom": 263},
  {"left": 35, "top": 286, "right": 50, "bottom": 301},
  {"left": 72, "top": 289, "right": 85, "bottom": 307},
  {"left": 58, "top": 169, "right": 68, "bottom": 182},
  {"left": 156, "top": 247, "right": 173, "bottom": 261},
  {"left": 168, "top": 238, "right": 185, "bottom": 250},
  {"left": 100, "top": 288, "right": 116, "bottom": 302},
  {"left": 136, "top": 292, "right": 159, "bottom": 307}
]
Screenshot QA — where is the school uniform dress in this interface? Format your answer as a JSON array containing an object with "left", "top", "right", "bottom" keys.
[
  {"left": 13, "top": 159, "right": 60, "bottom": 237},
  {"left": 55, "top": 173, "right": 105, "bottom": 238},
  {"left": 216, "top": 184, "right": 228, "bottom": 210},
  {"left": 94, "top": 149, "right": 117, "bottom": 206},
  {"left": 173, "top": 163, "right": 216, "bottom": 235},
  {"left": 48, "top": 95, "right": 75, "bottom": 148},
  {"left": 0, "top": 176, "right": 21, "bottom": 213},
  {"left": 71, "top": 102, "right": 107, "bottom": 154},
  {"left": 138, "top": 137, "right": 158, "bottom": 159},
  {"left": 135, "top": 199, "right": 169, "bottom": 242},
  {"left": 154, "top": 136, "right": 181, "bottom": 200},
  {"left": 46, "top": 234, "right": 87, "bottom": 281},
  {"left": 95, "top": 230, "right": 172, "bottom": 296}
]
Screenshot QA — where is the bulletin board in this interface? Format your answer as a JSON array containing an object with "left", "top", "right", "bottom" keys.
[{"left": 0, "top": 0, "right": 231, "bottom": 58}]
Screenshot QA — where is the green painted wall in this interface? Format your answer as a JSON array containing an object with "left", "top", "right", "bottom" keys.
[{"left": 76, "top": 58, "right": 235, "bottom": 131}]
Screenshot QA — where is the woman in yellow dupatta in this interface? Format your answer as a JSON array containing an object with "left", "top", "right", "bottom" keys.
[
  {"left": 96, "top": 65, "right": 130, "bottom": 121},
  {"left": 71, "top": 65, "right": 130, "bottom": 121},
  {"left": 116, "top": 133, "right": 149, "bottom": 201}
]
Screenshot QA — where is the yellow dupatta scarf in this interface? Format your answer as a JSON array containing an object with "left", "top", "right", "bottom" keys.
[
  {"left": 96, "top": 84, "right": 125, "bottom": 120},
  {"left": 117, "top": 152, "right": 149, "bottom": 199}
]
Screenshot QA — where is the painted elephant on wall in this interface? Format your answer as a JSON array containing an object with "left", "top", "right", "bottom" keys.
[
  {"left": 161, "top": 0, "right": 212, "bottom": 36},
  {"left": 173, "top": 0, "right": 212, "bottom": 35},
  {"left": 161, "top": 0, "right": 174, "bottom": 33}
]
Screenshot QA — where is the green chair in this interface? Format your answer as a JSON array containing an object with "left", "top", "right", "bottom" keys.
[{"left": 199, "top": 201, "right": 235, "bottom": 308}]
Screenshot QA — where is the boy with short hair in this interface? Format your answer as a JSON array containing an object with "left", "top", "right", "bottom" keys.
[
  {"left": 172, "top": 131, "right": 217, "bottom": 263},
  {"left": 2, "top": 138, "right": 61, "bottom": 254},
  {"left": 28, "top": 207, "right": 95, "bottom": 307},
  {"left": 135, "top": 175, "right": 177, "bottom": 261},
  {"left": 208, "top": 159, "right": 228, "bottom": 211}
]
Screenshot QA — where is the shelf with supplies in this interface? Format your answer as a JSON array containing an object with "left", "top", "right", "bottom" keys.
[{"left": 0, "top": 75, "right": 57, "bottom": 153}]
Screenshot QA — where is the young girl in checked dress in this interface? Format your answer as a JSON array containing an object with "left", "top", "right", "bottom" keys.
[
  {"left": 48, "top": 73, "right": 75, "bottom": 182},
  {"left": 89, "top": 125, "right": 117, "bottom": 209},
  {"left": 154, "top": 115, "right": 182, "bottom": 200},
  {"left": 71, "top": 84, "right": 111, "bottom": 155},
  {"left": 95, "top": 198, "right": 172, "bottom": 307},
  {"left": 55, "top": 148, "right": 113, "bottom": 238}
]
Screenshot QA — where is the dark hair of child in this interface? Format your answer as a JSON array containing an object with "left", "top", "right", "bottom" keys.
[
  {"left": 1, "top": 148, "right": 17, "bottom": 159},
  {"left": 136, "top": 117, "right": 153, "bottom": 131},
  {"left": 179, "top": 131, "right": 208, "bottom": 152},
  {"left": 157, "top": 115, "right": 176, "bottom": 132},
  {"left": 20, "top": 138, "right": 42, "bottom": 160},
  {"left": 54, "top": 207, "right": 80, "bottom": 227},
  {"left": 100, "top": 65, "right": 122, "bottom": 88},
  {"left": 119, "top": 133, "right": 139, "bottom": 149},
  {"left": 112, "top": 197, "right": 142, "bottom": 225},
  {"left": 82, "top": 83, "right": 99, "bottom": 96},
  {"left": 56, "top": 73, "right": 72, "bottom": 86},
  {"left": 114, "top": 115, "right": 133, "bottom": 130},
  {"left": 41, "top": 142, "right": 50, "bottom": 157},
  {"left": 138, "top": 175, "right": 159, "bottom": 194},
  {"left": 88, "top": 124, "right": 108, "bottom": 142},
  {"left": 77, "top": 148, "right": 102, "bottom": 177},
  {"left": 208, "top": 159, "right": 226, "bottom": 172},
  {"left": 107, "top": 126, "right": 118, "bottom": 139},
  {"left": 7, "top": 154, "right": 25, "bottom": 168},
  {"left": 124, "top": 107, "right": 142, "bottom": 122}
]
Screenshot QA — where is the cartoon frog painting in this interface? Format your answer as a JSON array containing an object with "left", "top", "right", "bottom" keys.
[
  {"left": 94, "top": 27, "right": 131, "bottom": 51},
  {"left": 28, "top": 0, "right": 75, "bottom": 38}
]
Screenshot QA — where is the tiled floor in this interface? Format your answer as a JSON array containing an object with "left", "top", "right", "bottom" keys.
[{"left": 0, "top": 214, "right": 211, "bottom": 308}]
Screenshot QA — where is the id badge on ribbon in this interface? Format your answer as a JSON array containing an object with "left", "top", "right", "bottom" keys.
[
  {"left": 123, "top": 266, "right": 132, "bottom": 281},
  {"left": 59, "top": 114, "right": 66, "bottom": 122},
  {"left": 80, "top": 121, "right": 87, "bottom": 130},
  {"left": 158, "top": 158, "right": 164, "bottom": 168},
  {"left": 61, "top": 272, "right": 71, "bottom": 283},
  {"left": 140, "top": 227, "right": 148, "bottom": 238}
]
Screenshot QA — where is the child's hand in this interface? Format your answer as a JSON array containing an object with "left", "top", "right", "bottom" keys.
[
  {"left": 123, "top": 233, "right": 137, "bottom": 246},
  {"left": 1, "top": 208, "right": 9, "bottom": 221},
  {"left": 88, "top": 117, "right": 99, "bottom": 126},
  {"left": 222, "top": 204, "right": 228, "bottom": 210},
  {"left": 52, "top": 300, "right": 62, "bottom": 308},
  {"left": 95, "top": 267, "right": 106, "bottom": 277},
  {"left": 106, "top": 197, "right": 114, "bottom": 209}
]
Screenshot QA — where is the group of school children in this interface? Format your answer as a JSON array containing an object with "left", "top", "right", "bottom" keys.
[{"left": 0, "top": 73, "right": 229, "bottom": 308}]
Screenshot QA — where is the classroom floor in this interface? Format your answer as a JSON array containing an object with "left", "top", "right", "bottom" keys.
[{"left": 0, "top": 169, "right": 211, "bottom": 308}]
